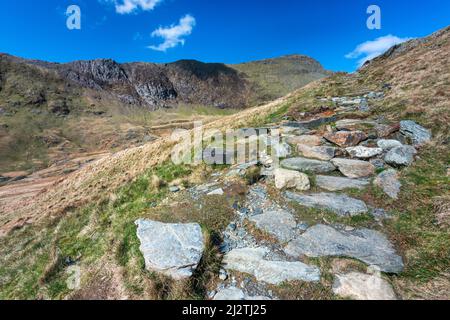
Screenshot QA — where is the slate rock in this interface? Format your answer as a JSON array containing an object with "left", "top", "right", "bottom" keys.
[
  {"left": 284, "top": 224, "right": 404, "bottom": 273},
  {"left": 331, "top": 158, "right": 376, "bottom": 178},
  {"left": 384, "top": 145, "right": 417, "bottom": 167},
  {"left": 249, "top": 210, "right": 298, "bottom": 243},
  {"left": 286, "top": 135, "right": 322, "bottom": 146},
  {"left": 315, "top": 175, "right": 369, "bottom": 191},
  {"left": 374, "top": 169, "right": 401, "bottom": 199},
  {"left": 333, "top": 272, "right": 397, "bottom": 300},
  {"left": 281, "top": 157, "right": 336, "bottom": 174},
  {"left": 346, "top": 146, "right": 383, "bottom": 159},
  {"left": 324, "top": 131, "right": 368, "bottom": 147},
  {"left": 298, "top": 145, "right": 336, "bottom": 161},
  {"left": 223, "top": 247, "right": 321, "bottom": 284},
  {"left": 284, "top": 191, "right": 368, "bottom": 216},
  {"left": 400, "top": 120, "right": 431, "bottom": 146},
  {"left": 135, "top": 219, "right": 204, "bottom": 279}
]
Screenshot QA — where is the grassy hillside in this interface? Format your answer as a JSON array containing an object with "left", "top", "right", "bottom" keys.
[
  {"left": 0, "top": 27, "right": 448, "bottom": 300},
  {"left": 231, "top": 54, "right": 330, "bottom": 104}
]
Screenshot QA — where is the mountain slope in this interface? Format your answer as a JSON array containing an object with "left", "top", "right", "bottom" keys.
[{"left": 0, "top": 26, "right": 448, "bottom": 300}]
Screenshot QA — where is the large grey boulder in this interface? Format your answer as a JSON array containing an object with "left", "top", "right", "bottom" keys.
[
  {"left": 331, "top": 158, "right": 375, "bottom": 178},
  {"left": 400, "top": 120, "right": 431, "bottom": 146},
  {"left": 284, "top": 224, "right": 404, "bottom": 273},
  {"left": 135, "top": 219, "right": 204, "bottom": 279},
  {"left": 374, "top": 169, "right": 401, "bottom": 199},
  {"left": 284, "top": 191, "right": 368, "bottom": 216},
  {"left": 384, "top": 145, "right": 417, "bottom": 167},
  {"left": 249, "top": 210, "right": 298, "bottom": 243},
  {"left": 281, "top": 157, "right": 336, "bottom": 174},
  {"left": 223, "top": 247, "right": 321, "bottom": 284},
  {"left": 333, "top": 272, "right": 397, "bottom": 300},
  {"left": 315, "top": 175, "right": 369, "bottom": 191}
]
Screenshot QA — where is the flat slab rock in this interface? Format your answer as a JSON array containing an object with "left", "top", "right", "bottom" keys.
[
  {"left": 135, "top": 219, "right": 204, "bottom": 279},
  {"left": 249, "top": 210, "right": 298, "bottom": 243},
  {"left": 324, "top": 131, "right": 368, "bottom": 148},
  {"left": 223, "top": 247, "right": 321, "bottom": 284},
  {"left": 333, "top": 272, "right": 397, "bottom": 300},
  {"left": 284, "top": 191, "right": 368, "bottom": 216},
  {"left": 331, "top": 158, "right": 375, "bottom": 178},
  {"left": 284, "top": 224, "right": 404, "bottom": 273},
  {"left": 315, "top": 175, "right": 369, "bottom": 191},
  {"left": 281, "top": 157, "right": 336, "bottom": 174},
  {"left": 298, "top": 145, "right": 336, "bottom": 161}
]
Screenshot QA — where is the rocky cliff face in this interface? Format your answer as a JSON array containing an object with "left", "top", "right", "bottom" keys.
[{"left": 0, "top": 54, "right": 329, "bottom": 111}]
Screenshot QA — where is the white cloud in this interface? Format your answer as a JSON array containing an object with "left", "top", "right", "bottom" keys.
[
  {"left": 149, "top": 14, "right": 196, "bottom": 52},
  {"left": 102, "top": 0, "right": 163, "bottom": 14},
  {"left": 346, "top": 35, "right": 412, "bottom": 67}
]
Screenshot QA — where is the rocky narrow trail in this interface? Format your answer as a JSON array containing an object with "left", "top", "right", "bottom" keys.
[{"left": 129, "top": 91, "right": 432, "bottom": 300}]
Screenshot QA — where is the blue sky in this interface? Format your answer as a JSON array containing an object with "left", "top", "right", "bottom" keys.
[{"left": 0, "top": 0, "right": 449, "bottom": 71}]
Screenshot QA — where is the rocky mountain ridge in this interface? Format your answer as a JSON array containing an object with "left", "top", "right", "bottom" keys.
[{"left": 0, "top": 53, "right": 329, "bottom": 110}]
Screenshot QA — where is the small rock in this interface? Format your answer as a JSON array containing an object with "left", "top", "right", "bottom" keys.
[
  {"left": 281, "top": 157, "right": 336, "bottom": 174},
  {"left": 331, "top": 158, "right": 376, "bottom": 178},
  {"left": 333, "top": 272, "right": 397, "bottom": 300},
  {"left": 315, "top": 175, "right": 369, "bottom": 191},
  {"left": 213, "top": 287, "right": 245, "bottom": 300},
  {"left": 346, "top": 146, "right": 383, "bottom": 159},
  {"left": 400, "top": 120, "right": 431, "bottom": 146},
  {"left": 213, "top": 287, "right": 272, "bottom": 300},
  {"left": 135, "top": 219, "right": 204, "bottom": 279},
  {"left": 374, "top": 169, "right": 401, "bottom": 199},
  {"left": 274, "top": 168, "right": 310, "bottom": 191},
  {"left": 324, "top": 131, "right": 367, "bottom": 148},
  {"left": 284, "top": 191, "right": 368, "bottom": 216},
  {"left": 369, "top": 158, "right": 385, "bottom": 169},
  {"left": 298, "top": 145, "right": 336, "bottom": 161},
  {"left": 284, "top": 224, "right": 404, "bottom": 273},
  {"left": 377, "top": 139, "right": 403, "bottom": 150},
  {"left": 169, "top": 186, "right": 180, "bottom": 193},
  {"left": 207, "top": 188, "right": 224, "bottom": 196},
  {"left": 219, "top": 269, "right": 228, "bottom": 281},
  {"left": 384, "top": 145, "right": 417, "bottom": 167}
]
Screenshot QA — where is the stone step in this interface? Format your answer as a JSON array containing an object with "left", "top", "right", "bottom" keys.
[
  {"left": 223, "top": 247, "right": 321, "bottom": 285},
  {"left": 284, "top": 224, "right": 404, "bottom": 273},
  {"left": 281, "top": 157, "right": 336, "bottom": 174},
  {"left": 248, "top": 209, "right": 299, "bottom": 243},
  {"left": 284, "top": 191, "right": 368, "bottom": 216},
  {"left": 315, "top": 175, "right": 369, "bottom": 191},
  {"left": 331, "top": 158, "right": 375, "bottom": 178}
]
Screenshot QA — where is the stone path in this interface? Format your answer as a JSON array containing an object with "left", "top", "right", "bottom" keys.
[{"left": 133, "top": 91, "right": 431, "bottom": 300}]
